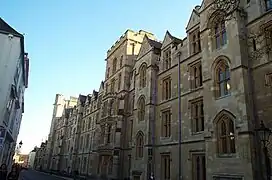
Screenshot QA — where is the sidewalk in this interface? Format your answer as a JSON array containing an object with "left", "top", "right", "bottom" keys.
[{"left": 37, "top": 170, "right": 74, "bottom": 180}]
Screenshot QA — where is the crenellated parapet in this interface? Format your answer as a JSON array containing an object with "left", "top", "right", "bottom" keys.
[{"left": 106, "top": 29, "right": 155, "bottom": 59}]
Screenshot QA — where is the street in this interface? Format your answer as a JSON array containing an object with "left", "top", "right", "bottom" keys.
[{"left": 20, "top": 169, "right": 71, "bottom": 180}]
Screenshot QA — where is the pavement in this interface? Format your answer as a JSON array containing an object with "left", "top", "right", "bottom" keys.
[{"left": 19, "top": 169, "right": 73, "bottom": 180}]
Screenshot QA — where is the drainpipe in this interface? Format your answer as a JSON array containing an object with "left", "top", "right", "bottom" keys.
[
  {"left": 151, "top": 62, "right": 158, "bottom": 179},
  {"left": 177, "top": 52, "right": 182, "bottom": 180}
]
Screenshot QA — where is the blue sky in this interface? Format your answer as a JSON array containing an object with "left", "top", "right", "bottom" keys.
[{"left": 2, "top": 0, "right": 201, "bottom": 154}]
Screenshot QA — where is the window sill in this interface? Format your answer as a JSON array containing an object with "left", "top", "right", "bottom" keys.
[
  {"left": 191, "top": 131, "right": 204, "bottom": 136},
  {"left": 160, "top": 136, "right": 172, "bottom": 141},
  {"left": 215, "top": 93, "right": 231, "bottom": 100},
  {"left": 189, "top": 86, "right": 203, "bottom": 93},
  {"left": 217, "top": 153, "right": 236, "bottom": 158}
]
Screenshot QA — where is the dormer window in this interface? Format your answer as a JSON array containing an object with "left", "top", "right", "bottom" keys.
[
  {"left": 163, "top": 49, "right": 171, "bottom": 70},
  {"left": 189, "top": 28, "right": 201, "bottom": 55}
]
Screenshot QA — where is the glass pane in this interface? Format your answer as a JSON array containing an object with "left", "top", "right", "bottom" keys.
[
  {"left": 196, "top": 156, "right": 201, "bottom": 180},
  {"left": 222, "top": 137, "right": 227, "bottom": 153},
  {"left": 216, "top": 36, "right": 221, "bottom": 48},
  {"left": 225, "top": 67, "right": 230, "bottom": 79},
  {"left": 219, "top": 70, "right": 224, "bottom": 81},
  {"left": 220, "top": 82, "right": 225, "bottom": 96},
  {"left": 222, "top": 31, "right": 227, "bottom": 45},
  {"left": 221, "top": 121, "right": 226, "bottom": 135},
  {"left": 202, "top": 156, "right": 206, "bottom": 180},
  {"left": 230, "top": 138, "right": 236, "bottom": 153}
]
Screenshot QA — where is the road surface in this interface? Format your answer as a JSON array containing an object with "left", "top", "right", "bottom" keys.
[{"left": 20, "top": 169, "right": 72, "bottom": 180}]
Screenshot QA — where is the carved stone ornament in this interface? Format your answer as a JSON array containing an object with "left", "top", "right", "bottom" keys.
[{"left": 213, "top": 0, "right": 240, "bottom": 15}]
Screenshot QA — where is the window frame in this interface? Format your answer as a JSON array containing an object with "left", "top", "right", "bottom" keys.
[
  {"left": 191, "top": 98, "right": 204, "bottom": 134},
  {"left": 161, "top": 109, "right": 171, "bottom": 138},
  {"left": 189, "top": 28, "right": 201, "bottom": 55},
  {"left": 189, "top": 62, "right": 203, "bottom": 90},
  {"left": 161, "top": 153, "right": 171, "bottom": 180},
  {"left": 162, "top": 76, "right": 172, "bottom": 101},
  {"left": 137, "top": 96, "right": 145, "bottom": 121},
  {"left": 210, "top": 14, "right": 227, "bottom": 50},
  {"left": 163, "top": 48, "right": 171, "bottom": 70},
  {"left": 139, "top": 63, "right": 147, "bottom": 88},
  {"left": 136, "top": 132, "right": 144, "bottom": 159},
  {"left": 112, "top": 58, "right": 117, "bottom": 73},
  {"left": 216, "top": 115, "right": 236, "bottom": 155},
  {"left": 192, "top": 153, "right": 206, "bottom": 180},
  {"left": 215, "top": 60, "right": 231, "bottom": 98}
]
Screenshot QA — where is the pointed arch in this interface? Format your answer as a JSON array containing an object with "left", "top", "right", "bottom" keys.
[
  {"left": 212, "top": 56, "right": 231, "bottom": 98},
  {"left": 137, "top": 96, "right": 145, "bottom": 121},
  {"left": 213, "top": 109, "right": 236, "bottom": 124},
  {"left": 213, "top": 109, "right": 236, "bottom": 154},
  {"left": 136, "top": 131, "right": 144, "bottom": 158},
  {"left": 139, "top": 63, "right": 147, "bottom": 88}
]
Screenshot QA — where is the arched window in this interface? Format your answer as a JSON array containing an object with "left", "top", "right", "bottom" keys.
[
  {"left": 209, "top": 12, "right": 227, "bottom": 49},
  {"left": 137, "top": 96, "right": 145, "bottom": 121},
  {"left": 136, "top": 132, "right": 144, "bottom": 158},
  {"left": 113, "top": 58, "right": 117, "bottom": 73},
  {"left": 139, "top": 64, "right": 147, "bottom": 88},
  {"left": 215, "top": 60, "right": 230, "bottom": 97},
  {"left": 217, "top": 115, "right": 235, "bottom": 154}
]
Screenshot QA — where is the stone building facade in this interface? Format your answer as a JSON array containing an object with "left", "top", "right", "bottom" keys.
[{"left": 38, "top": 0, "right": 272, "bottom": 179}]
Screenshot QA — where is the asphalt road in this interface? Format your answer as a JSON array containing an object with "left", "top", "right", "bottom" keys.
[{"left": 20, "top": 169, "right": 71, "bottom": 180}]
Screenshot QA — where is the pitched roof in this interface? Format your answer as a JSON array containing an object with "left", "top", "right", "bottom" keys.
[
  {"left": 147, "top": 37, "right": 162, "bottom": 49},
  {"left": 166, "top": 31, "right": 182, "bottom": 44},
  {"left": 0, "top": 18, "right": 22, "bottom": 36}
]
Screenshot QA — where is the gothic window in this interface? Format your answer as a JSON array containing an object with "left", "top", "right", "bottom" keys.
[
  {"left": 107, "top": 124, "right": 112, "bottom": 143},
  {"left": 209, "top": 13, "right": 227, "bottom": 50},
  {"left": 161, "top": 154, "right": 171, "bottom": 180},
  {"left": 192, "top": 154, "right": 206, "bottom": 180},
  {"left": 215, "top": 60, "right": 231, "bottom": 98},
  {"left": 110, "top": 78, "right": 115, "bottom": 93},
  {"left": 189, "top": 62, "right": 203, "bottom": 89},
  {"left": 163, "top": 49, "right": 171, "bottom": 70},
  {"left": 113, "top": 58, "right": 117, "bottom": 73},
  {"left": 118, "top": 73, "right": 121, "bottom": 90},
  {"left": 162, "top": 77, "right": 171, "bottom": 100},
  {"left": 136, "top": 131, "right": 144, "bottom": 158},
  {"left": 139, "top": 63, "right": 147, "bottom": 88},
  {"left": 191, "top": 99, "right": 204, "bottom": 133},
  {"left": 190, "top": 29, "right": 201, "bottom": 55},
  {"left": 162, "top": 110, "right": 171, "bottom": 137},
  {"left": 198, "top": 31, "right": 201, "bottom": 51},
  {"left": 137, "top": 96, "right": 145, "bottom": 121},
  {"left": 120, "top": 55, "right": 123, "bottom": 68},
  {"left": 108, "top": 99, "right": 114, "bottom": 116},
  {"left": 217, "top": 115, "right": 235, "bottom": 154},
  {"left": 193, "top": 35, "right": 197, "bottom": 54},
  {"left": 107, "top": 67, "right": 110, "bottom": 78},
  {"left": 108, "top": 157, "right": 113, "bottom": 174}
]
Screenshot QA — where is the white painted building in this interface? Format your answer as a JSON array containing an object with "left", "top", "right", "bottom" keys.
[
  {"left": 0, "top": 18, "right": 29, "bottom": 166},
  {"left": 28, "top": 149, "right": 37, "bottom": 168}
]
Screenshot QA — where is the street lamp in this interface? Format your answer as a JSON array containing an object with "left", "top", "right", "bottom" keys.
[
  {"left": 255, "top": 121, "right": 272, "bottom": 180},
  {"left": 19, "top": 141, "right": 23, "bottom": 149}
]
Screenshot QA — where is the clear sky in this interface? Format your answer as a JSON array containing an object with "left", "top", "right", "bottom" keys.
[{"left": 2, "top": 0, "right": 202, "bottom": 154}]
